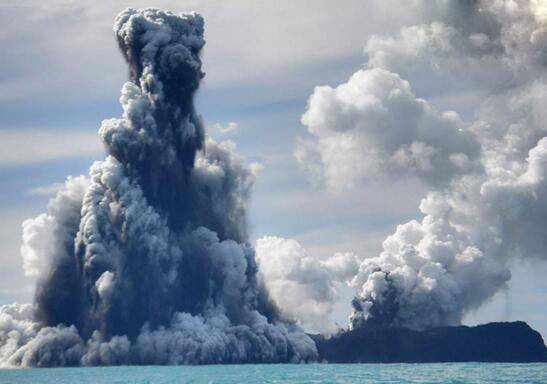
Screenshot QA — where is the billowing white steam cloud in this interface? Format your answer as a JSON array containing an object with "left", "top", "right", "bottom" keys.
[
  {"left": 0, "top": 8, "right": 317, "bottom": 367},
  {"left": 297, "top": 0, "right": 547, "bottom": 330},
  {"left": 296, "top": 67, "right": 480, "bottom": 189},
  {"left": 255, "top": 236, "right": 359, "bottom": 333}
]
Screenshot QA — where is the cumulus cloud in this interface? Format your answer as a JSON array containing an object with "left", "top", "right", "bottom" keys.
[
  {"left": 297, "top": 67, "right": 480, "bottom": 190},
  {"left": 255, "top": 236, "right": 359, "bottom": 333},
  {"left": 1, "top": 8, "right": 317, "bottom": 367}
]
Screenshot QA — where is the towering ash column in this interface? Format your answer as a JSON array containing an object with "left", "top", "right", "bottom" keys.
[
  {"left": 4, "top": 8, "right": 317, "bottom": 367},
  {"left": 104, "top": 9, "right": 205, "bottom": 222}
]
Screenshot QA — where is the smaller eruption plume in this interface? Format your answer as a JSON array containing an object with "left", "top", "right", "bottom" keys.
[{"left": 297, "top": 0, "right": 547, "bottom": 331}]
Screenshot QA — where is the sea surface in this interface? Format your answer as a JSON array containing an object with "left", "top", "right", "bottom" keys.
[{"left": 0, "top": 363, "right": 545, "bottom": 384}]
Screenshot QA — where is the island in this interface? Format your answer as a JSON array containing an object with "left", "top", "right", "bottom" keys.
[{"left": 310, "top": 321, "right": 547, "bottom": 363}]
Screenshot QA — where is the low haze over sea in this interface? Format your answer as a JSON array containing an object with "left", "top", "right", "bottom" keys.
[{"left": 1, "top": 363, "right": 546, "bottom": 384}]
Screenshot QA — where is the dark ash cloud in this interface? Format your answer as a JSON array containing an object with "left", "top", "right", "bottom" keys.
[{"left": 0, "top": 8, "right": 316, "bottom": 367}]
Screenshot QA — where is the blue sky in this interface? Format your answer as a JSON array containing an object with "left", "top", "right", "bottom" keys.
[{"left": 1, "top": 1, "right": 546, "bottom": 337}]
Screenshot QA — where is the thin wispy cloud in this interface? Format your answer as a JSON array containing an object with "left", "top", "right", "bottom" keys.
[
  {"left": 26, "top": 182, "right": 65, "bottom": 196},
  {"left": 213, "top": 122, "right": 238, "bottom": 134},
  {"left": 0, "top": 129, "right": 103, "bottom": 166}
]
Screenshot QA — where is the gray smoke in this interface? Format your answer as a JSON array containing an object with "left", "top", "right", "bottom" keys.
[
  {"left": 297, "top": 0, "right": 547, "bottom": 330},
  {"left": 0, "top": 8, "right": 316, "bottom": 367}
]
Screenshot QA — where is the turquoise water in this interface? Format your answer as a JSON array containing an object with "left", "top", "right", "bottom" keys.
[{"left": 0, "top": 363, "right": 545, "bottom": 384}]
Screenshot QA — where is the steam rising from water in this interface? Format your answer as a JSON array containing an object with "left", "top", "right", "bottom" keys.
[
  {"left": 297, "top": 0, "right": 547, "bottom": 330},
  {"left": 0, "top": 8, "right": 316, "bottom": 367}
]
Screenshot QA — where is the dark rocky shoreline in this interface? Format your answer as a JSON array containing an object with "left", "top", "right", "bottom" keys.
[{"left": 310, "top": 321, "right": 547, "bottom": 363}]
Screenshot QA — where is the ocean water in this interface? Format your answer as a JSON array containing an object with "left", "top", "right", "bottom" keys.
[{"left": 0, "top": 363, "right": 545, "bottom": 384}]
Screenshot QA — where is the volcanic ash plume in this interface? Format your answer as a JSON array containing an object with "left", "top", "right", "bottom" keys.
[
  {"left": 297, "top": 0, "right": 547, "bottom": 331},
  {"left": 0, "top": 8, "right": 316, "bottom": 367}
]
